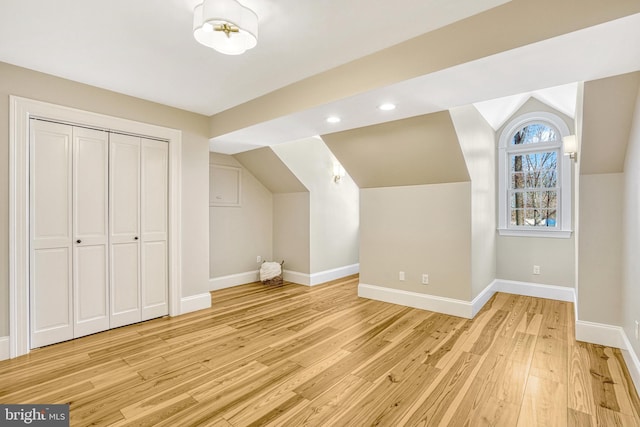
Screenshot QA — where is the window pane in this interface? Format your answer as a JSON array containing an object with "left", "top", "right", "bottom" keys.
[
  {"left": 543, "top": 210, "right": 557, "bottom": 227},
  {"left": 511, "top": 209, "right": 524, "bottom": 226},
  {"left": 511, "top": 172, "right": 524, "bottom": 189},
  {"left": 511, "top": 193, "right": 525, "bottom": 209},
  {"left": 525, "top": 209, "right": 536, "bottom": 225},
  {"left": 511, "top": 155, "right": 524, "bottom": 172},
  {"left": 541, "top": 191, "right": 557, "bottom": 209},
  {"left": 511, "top": 152, "right": 558, "bottom": 192},
  {"left": 523, "top": 151, "right": 557, "bottom": 172},
  {"left": 511, "top": 123, "right": 559, "bottom": 145}
]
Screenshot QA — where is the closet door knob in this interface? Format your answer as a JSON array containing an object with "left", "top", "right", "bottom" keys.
[
  {"left": 134, "top": 236, "right": 139, "bottom": 240},
  {"left": 76, "top": 240, "right": 81, "bottom": 244}
]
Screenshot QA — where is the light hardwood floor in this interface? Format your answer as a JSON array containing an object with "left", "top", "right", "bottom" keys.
[{"left": 1, "top": 275, "right": 639, "bottom": 426}]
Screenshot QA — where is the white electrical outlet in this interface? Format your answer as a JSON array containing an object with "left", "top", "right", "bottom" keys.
[
  {"left": 533, "top": 265, "right": 541, "bottom": 275},
  {"left": 399, "top": 271, "right": 405, "bottom": 281},
  {"left": 422, "top": 274, "right": 429, "bottom": 285},
  {"left": 635, "top": 320, "right": 639, "bottom": 340},
  {"left": 256, "top": 255, "right": 262, "bottom": 263}
]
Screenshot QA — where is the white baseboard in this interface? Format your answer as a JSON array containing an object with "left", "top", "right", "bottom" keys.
[
  {"left": 310, "top": 263, "right": 359, "bottom": 286},
  {"left": 283, "top": 270, "right": 310, "bottom": 286},
  {"left": 471, "top": 282, "right": 497, "bottom": 318},
  {"left": 285, "top": 264, "right": 360, "bottom": 286},
  {"left": 575, "top": 320, "right": 625, "bottom": 348},
  {"left": 358, "top": 279, "right": 574, "bottom": 320},
  {"left": 209, "top": 270, "right": 259, "bottom": 291},
  {"left": 493, "top": 279, "right": 576, "bottom": 302},
  {"left": 0, "top": 336, "right": 8, "bottom": 361},
  {"left": 180, "top": 293, "right": 211, "bottom": 314},
  {"left": 621, "top": 331, "right": 640, "bottom": 398},
  {"left": 358, "top": 283, "right": 474, "bottom": 319}
]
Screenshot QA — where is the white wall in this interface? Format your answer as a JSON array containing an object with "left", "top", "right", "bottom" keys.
[
  {"left": 450, "top": 105, "right": 497, "bottom": 298},
  {"left": 360, "top": 183, "right": 472, "bottom": 301},
  {"left": 209, "top": 153, "right": 273, "bottom": 278},
  {"left": 622, "top": 85, "right": 640, "bottom": 356},
  {"left": 272, "top": 138, "right": 359, "bottom": 274}
]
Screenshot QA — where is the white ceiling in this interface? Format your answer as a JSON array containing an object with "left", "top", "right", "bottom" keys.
[
  {"left": 0, "top": 0, "right": 507, "bottom": 116},
  {"left": 1, "top": 2, "right": 637, "bottom": 155},
  {"left": 211, "top": 13, "right": 640, "bottom": 153}
]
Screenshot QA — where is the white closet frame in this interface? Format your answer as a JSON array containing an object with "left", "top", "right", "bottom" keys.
[{"left": 9, "top": 96, "right": 183, "bottom": 358}]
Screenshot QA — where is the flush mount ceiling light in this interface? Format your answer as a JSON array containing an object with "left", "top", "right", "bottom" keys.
[
  {"left": 326, "top": 116, "right": 341, "bottom": 124},
  {"left": 193, "top": 0, "right": 258, "bottom": 55},
  {"left": 378, "top": 103, "right": 396, "bottom": 111}
]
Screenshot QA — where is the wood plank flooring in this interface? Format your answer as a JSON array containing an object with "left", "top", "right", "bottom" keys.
[{"left": 1, "top": 275, "right": 639, "bottom": 426}]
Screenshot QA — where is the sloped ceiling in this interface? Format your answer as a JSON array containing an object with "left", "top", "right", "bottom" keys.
[
  {"left": 234, "top": 147, "right": 308, "bottom": 193},
  {"left": 581, "top": 72, "right": 640, "bottom": 174},
  {"left": 210, "top": 0, "right": 640, "bottom": 150},
  {"left": 323, "top": 111, "right": 469, "bottom": 188},
  {"left": 474, "top": 83, "right": 578, "bottom": 130}
]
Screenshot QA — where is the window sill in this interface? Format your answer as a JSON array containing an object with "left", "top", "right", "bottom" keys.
[{"left": 497, "top": 228, "right": 572, "bottom": 239}]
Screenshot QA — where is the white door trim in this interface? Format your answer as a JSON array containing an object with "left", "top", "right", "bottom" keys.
[{"left": 9, "top": 96, "right": 182, "bottom": 358}]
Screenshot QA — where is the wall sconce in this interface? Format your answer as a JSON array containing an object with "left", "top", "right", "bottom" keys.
[
  {"left": 563, "top": 135, "right": 578, "bottom": 160},
  {"left": 333, "top": 162, "right": 346, "bottom": 183}
]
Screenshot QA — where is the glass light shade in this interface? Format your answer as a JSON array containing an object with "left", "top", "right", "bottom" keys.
[
  {"left": 562, "top": 135, "right": 577, "bottom": 155},
  {"left": 193, "top": 0, "right": 258, "bottom": 55}
]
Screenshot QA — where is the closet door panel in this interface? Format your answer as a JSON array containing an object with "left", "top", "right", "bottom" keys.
[
  {"left": 30, "top": 120, "right": 74, "bottom": 348},
  {"left": 111, "top": 243, "right": 141, "bottom": 327},
  {"left": 75, "top": 245, "right": 108, "bottom": 334},
  {"left": 31, "top": 248, "right": 73, "bottom": 347},
  {"left": 73, "top": 127, "right": 110, "bottom": 337},
  {"left": 141, "top": 139, "right": 169, "bottom": 320},
  {"left": 142, "top": 241, "right": 168, "bottom": 319},
  {"left": 110, "top": 133, "right": 141, "bottom": 328}
]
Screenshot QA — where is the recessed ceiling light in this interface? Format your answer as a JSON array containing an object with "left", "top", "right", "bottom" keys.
[
  {"left": 378, "top": 103, "right": 396, "bottom": 111},
  {"left": 326, "top": 116, "right": 341, "bottom": 124}
]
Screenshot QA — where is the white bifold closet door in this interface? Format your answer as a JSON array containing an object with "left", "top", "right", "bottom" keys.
[
  {"left": 30, "top": 121, "right": 110, "bottom": 348},
  {"left": 30, "top": 121, "right": 168, "bottom": 348},
  {"left": 110, "top": 133, "right": 168, "bottom": 328}
]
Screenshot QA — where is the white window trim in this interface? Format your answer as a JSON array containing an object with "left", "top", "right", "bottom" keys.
[{"left": 497, "top": 112, "right": 572, "bottom": 238}]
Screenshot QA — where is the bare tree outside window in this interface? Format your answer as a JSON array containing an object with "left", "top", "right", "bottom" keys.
[{"left": 509, "top": 124, "right": 559, "bottom": 227}]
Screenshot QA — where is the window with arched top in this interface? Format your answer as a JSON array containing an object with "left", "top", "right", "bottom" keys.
[{"left": 498, "top": 112, "right": 573, "bottom": 238}]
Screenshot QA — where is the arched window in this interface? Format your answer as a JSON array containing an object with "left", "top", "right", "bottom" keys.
[{"left": 498, "top": 112, "right": 572, "bottom": 237}]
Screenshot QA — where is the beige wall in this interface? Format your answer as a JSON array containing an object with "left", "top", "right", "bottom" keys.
[
  {"left": 577, "top": 173, "right": 623, "bottom": 325},
  {"left": 234, "top": 147, "right": 307, "bottom": 193},
  {"left": 209, "top": 153, "right": 273, "bottom": 278},
  {"left": 581, "top": 73, "right": 640, "bottom": 174},
  {"left": 496, "top": 97, "right": 576, "bottom": 287},
  {"left": 323, "top": 112, "right": 469, "bottom": 188},
  {"left": 622, "top": 84, "right": 640, "bottom": 356},
  {"left": 360, "top": 183, "right": 472, "bottom": 301},
  {"left": 0, "top": 62, "right": 210, "bottom": 336},
  {"left": 497, "top": 237, "right": 575, "bottom": 287},
  {"left": 576, "top": 73, "right": 640, "bottom": 327},
  {"left": 273, "top": 193, "right": 310, "bottom": 274},
  {"left": 272, "top": 138, "right": 359, "bottom": 273},
  {"left": 450, "top": 105, "right": 497, "bottom": 298}
]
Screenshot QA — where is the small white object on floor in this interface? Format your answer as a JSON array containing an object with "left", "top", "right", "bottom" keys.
[{"left": 260, "top": 261, "right": 282, "bottom": 281}]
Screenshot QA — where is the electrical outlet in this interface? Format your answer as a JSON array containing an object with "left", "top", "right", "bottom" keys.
[
  {"left": 422, "top": 274, "right": 429, "bottom": 285},
  {"left": 635, "top": 320, "right": 639, "bottom": 340},
  {"left": 256, "top": 255, "right": 262, "bottom": 263},
  {"left": 533, "top": 265, "right": 541, "bottom": 275},
  {"left": 399, "top": 271, "right": 405, "bottom": 281}
]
